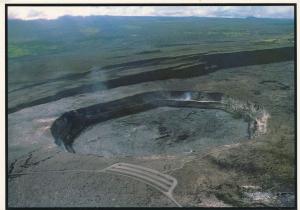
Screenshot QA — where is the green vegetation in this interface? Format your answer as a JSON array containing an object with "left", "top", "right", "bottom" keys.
[
  {"left": 8, "top": 45, "right": 31, "bottom": 58},
  {"left": 8, "top": 42, "right": 61, "bottom": 58},
  {"left": 8, "top": 16, "right": 294, "bottom": 59}
]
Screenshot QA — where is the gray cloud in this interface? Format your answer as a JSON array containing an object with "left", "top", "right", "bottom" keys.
[{"left": 27, "top": 9, "right": 44, "bottom": 18}]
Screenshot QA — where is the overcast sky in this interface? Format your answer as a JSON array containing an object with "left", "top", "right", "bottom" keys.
[{"left": 8, "top": 6, "right": 294, "bottom": 20}]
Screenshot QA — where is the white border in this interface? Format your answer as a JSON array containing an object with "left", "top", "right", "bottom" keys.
[{"left": 2, "top": 2, "right": 298, "bottom": 210}]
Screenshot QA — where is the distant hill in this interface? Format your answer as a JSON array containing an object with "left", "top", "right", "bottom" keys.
[{"left": 8, "top": 16, "right": 294, "bottom": 58}]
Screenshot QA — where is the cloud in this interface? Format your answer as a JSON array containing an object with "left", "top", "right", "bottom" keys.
[{"left": 8, "top": 6, "right": 294, "bottom": 20}]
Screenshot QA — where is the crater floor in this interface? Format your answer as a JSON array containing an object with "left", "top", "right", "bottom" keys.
[{"left": 73, "top": 107, "right": 248, "bottom": 156}]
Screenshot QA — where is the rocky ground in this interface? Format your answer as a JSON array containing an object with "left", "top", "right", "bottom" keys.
[{"left": 8, "top": 58, "right": 295, "bottom": 207}]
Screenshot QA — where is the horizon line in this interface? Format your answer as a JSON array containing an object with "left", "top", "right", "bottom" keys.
[{"left": 7, "top": 14, "right": 294, "bottom": 21}]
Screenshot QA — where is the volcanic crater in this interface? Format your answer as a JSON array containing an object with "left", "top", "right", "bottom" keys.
[{"left": 51, "top": 91, "right": 269, "bottom": 156}]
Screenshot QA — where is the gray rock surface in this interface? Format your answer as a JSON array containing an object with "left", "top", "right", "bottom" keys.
[{"left": 8, "top": 61, "right": 295, "bottom": 207}]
